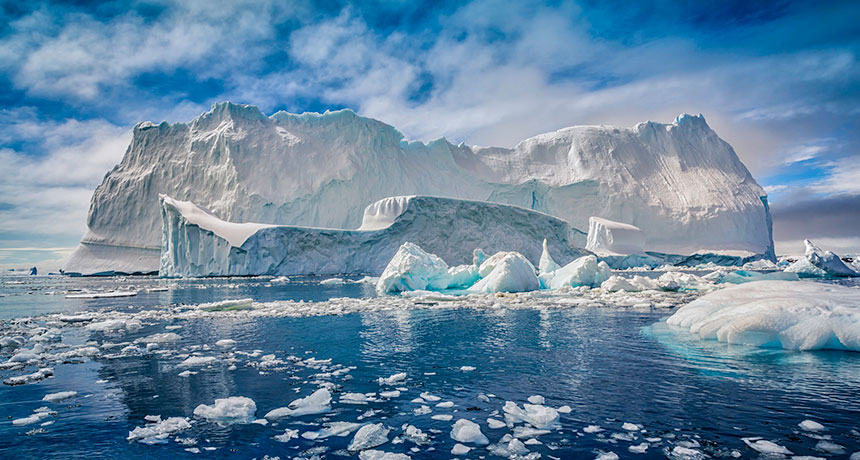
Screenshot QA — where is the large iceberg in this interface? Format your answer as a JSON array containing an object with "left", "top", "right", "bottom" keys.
[
  {"left": 667, "top": 281, "right": 860, "bottom": 351},
  {"left": 160, "top": 195, "right": 585, "bottom": 277},
  {"left": 785, "top": 239, "right": 858, "bottom": 278},
  {"left": 64, "top": 103, "right": 774, "bottom": 275}
]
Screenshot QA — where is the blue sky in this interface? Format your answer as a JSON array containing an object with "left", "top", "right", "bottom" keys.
[{"left": 1, "top": 0, "right": 859, "bottom": 269}]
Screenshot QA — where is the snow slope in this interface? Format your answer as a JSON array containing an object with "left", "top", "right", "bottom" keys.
[
  {"left": 160, "top": 195, "right": 586, "bottom": 277},
  {"left": 66, "top": 103, "right": 773, "bottom": 274}
]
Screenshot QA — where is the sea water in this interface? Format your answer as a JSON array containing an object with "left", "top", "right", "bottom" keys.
[{"left": 1, "top": 274, "right": 858, "bottom": 459}]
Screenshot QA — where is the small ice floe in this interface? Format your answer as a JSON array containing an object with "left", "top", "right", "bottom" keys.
[
  {"left": 4, "top": 367, "right": 53, "bottom": 386},
  {"left": 380, "top": 390, "right": 400, "bottom": 398},
  {"left": 378, "top": 372, "right": 407, "bottom": 385},
  {"left": 622, "top": 422, "right": 641, "bottom": 431},
  {"left": 178, "top": 356, "right": 216, "bottom": 367},
  {"left": 144, "top": 415, "right": 161, "bottom": 423},
  {"left": 42, "top": 391, "right": 77, "bottom": 403},
  {"left": 669, "top": 446, "right": 705, "bottom": 459},
  {"left": 460, "top": 366, "right": 476, "bottom": 372},
  {"left": 358, "top": 450, "right": 411, "bottom": 460},
  {"left": 742, "top": 437, "right": 793, "bottom": 455},
  {"left": 127, "top": 417, "right": 191, "bottom": 444},
  {"left": 629, "top": 442, "right": 649, "bottom": 453},
  {"left": 513, "top": 426, "right": 550, "bottom": 438},
  {"left": 302, "top": 422, "right": 363, "bottom": 440},
  {"left": 815, "top": 440, "right": 846, "bottom": 454},
  {"left": 13, "top": 407, "right": 56, "bottom": 426},
  {"left": 215, "top": 339, "right": 236, "bottom": 348},
  {"left": 86, "top": 319, "right": 141, "bottom": 332},
  {"left": 583, "top": 425, "right": 604, "bottom": 433},
  {"left": 348, "top": 423, "right": 390, "bottom": 452},
  {"left": 402, "top": 425, "right": 430, "bottom": 445},
  {"left": 558, "top": 405, "right": 572, "bottom": 414},
  {"left": 265, "top": 388, "right": 331, "bottom": 419},
  {"left": 419, "top": 392, "right": 440, "bottom": 402},
  {"left": 193, "top": 396, "right": 256, "bottom": 425},
  {"left": 197, "top": 298, "right": 254, "bottom": 312},
  {"left": 320, "top": 278, "right": 345, "bottom": 285},
  {"left": 413, "top": 405, "right": 432, "bottom": 415},
  {"left": 487, "top": 418, "right": 506, "bottom": 429},
  {"left": 66, "top": 291, "right": 137, "bottom": 299},
  {"left": 488, "top": 437, "right": 530, "bottom": 457},
  {"left": 502, "top": 401, "right": 560, "bottom": 429},
  {"left": 178, "top": 370, "right": 197, "bottom": 377},
  {"left": 450, "top": 419, "right": 489, "bottom": 445},
  {"left": 436, "top": 401, "right": 454, "bottom": 408},
  {"left": 452, "top": 443, "right": 471, "bottom": 455},
  {"left": 527, "top": 395, "right": 545, "bottom": 405},
  {"left": 340, "top": 392, "right": 377, "bottom": 404},
  {"left": 799, "top": 420, "right": 826, "bottom": 432},
  {"left": 431, "top": 414, "right": 453, "bottom": 421},
  {"left": 270, "top": 276, "right": 290, "bottom": 284},
  {"left": 137, "top": 332, "right": 181, "bottom": 344},
  {"left": 274, "top": 428, "right": 299, "bottom": 443},
  {"left": 594, "top": 452, "right": 619, "bottom": 460}
]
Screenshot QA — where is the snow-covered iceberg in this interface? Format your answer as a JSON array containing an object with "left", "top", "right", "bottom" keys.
[
  {"left": 667, "top": 281, "right": 860, "bottom": 351},
  {"left": 538, "top": 245, "right": 610, "bottom": 289},
  {"left": 785, "top": 239, "right": 858, "bottom": 278},
  {"left": 64, "top": 103, "right": 774, "bottom": 275},
  {"left": 160, "top": 195, "right": 585, "bottom": 277},
  {"left": 585, "top": 217, "right": 645, "bottom": 255}
]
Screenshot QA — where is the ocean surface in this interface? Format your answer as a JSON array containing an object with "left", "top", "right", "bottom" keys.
[{"left": 1, "top": 274, "right": 859, "bottom": 459}]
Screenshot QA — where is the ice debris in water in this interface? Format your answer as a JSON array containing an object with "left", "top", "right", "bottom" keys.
[
  {"left": 302, "top": 422, "right": 363, "bottom": 440},
  {"left": 127, "top": 417, "right": 191, "bottom": 444},
  {"left": 541, "top": 254, "right": 610, "bottom": 289},
  {"left": 274, "top": 428, "right": 299, "bottom": 443},
  {"left": 450, "top": 419, "right": 489, "bottom": 445},
  {"left": 376, "top": 243, "right": 454, "bottom": 294},
  {"left": 265, "top": 388, "right": 331, "bottom": 419},
  {"left": 42, "top": 391, "right": 77, "bottom": 402},
  {"left": 378, "top": 372, "right": 406, "bottom": 385},
  {"left": 178, "top": 356, "right": 216, "bottom": 367},
  {"left": 193, "top": 396, "right": 256, "bottom": 425},
  {"left": 452, "top": 443, "right": 471, "bottom": 455},
  {"left": 215, "top": 339, "right": 236, "bottom": 348},
  {"left": 799, "top": 420, "right": 826, "bottom": 432},
  {"left": 502, "top": 401, "right": 560, "bottom": 429},
  {"left": 12, "top": 407, "right": 57, "bottom": 426},
  {"left": 348, "top": 423, "right": 390, "bottom": 451},
  {"left": 358, "top": 450, "right": 411, "bottom": 460},
  {"left": 742, "top": 437, "right": 793, "bottom": 455},
  {"left": 667, "top": 281, "right": 860, "bottom": 351}
]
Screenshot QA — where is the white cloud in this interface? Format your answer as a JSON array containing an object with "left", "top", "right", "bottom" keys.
[{"left": 811, "top": 156, "right": 860, "bottom": 195}]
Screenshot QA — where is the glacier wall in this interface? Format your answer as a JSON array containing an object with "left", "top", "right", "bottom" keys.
[
  {"left": 65, "top": 102, "right": 773, "bottom": 274},
  {"left": 160, "top": 195, "right": 587, "bottom": 277}
]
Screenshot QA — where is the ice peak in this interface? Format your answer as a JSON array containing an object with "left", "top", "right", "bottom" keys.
[{"left": 673, "top": 113, "right": 708, "bottom": 127}]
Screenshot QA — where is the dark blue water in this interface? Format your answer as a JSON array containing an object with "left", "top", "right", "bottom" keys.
[{"left": 1, "top": 275, "right": 859, "bottom": 459}]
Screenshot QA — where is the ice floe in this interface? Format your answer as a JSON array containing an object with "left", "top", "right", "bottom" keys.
[
  {"left": 450, "top": 419, "right": 489, "bottom": 445},
  {"left": 193, "top": 396, "right": 257, "bottom": 425},
  {"left": 128, "top": 417, "right": 191, "bottom": 444},
  {"left": 667, "top": 281, "right": 860, "bottom": 351},
  {"left": 349, "top": 423, "right": 390, "bottom": 451},
  {"left": 265, "top": 388, "right": 331, "bottom": 419}
]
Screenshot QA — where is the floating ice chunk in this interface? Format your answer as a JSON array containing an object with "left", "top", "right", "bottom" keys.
[
  {"left": 413, "top": 405, "right": 432, "bottom": 415},
  {"left": 629, "top": 442, "right": 649, "bottom": 453},
  {"left": 127, "top": 417, "right": 191, "bottom": 444},
  {"left": 527, "top": 395, "right": 545, "bottom": 405},
  {"left": 12, "top": 410, "right": 55, "bottom": 426},
  {"left": 513, "top": 426, "right": 550, "bottom": 438},
  {"left": 179, "top": 356, "right": 216, "bottom": 367},
  {"left": 402, "top": 425, "right": 430, "bottom": 445},
  {"left": 586, "top": 217, "right": 645, "bottom": 255},
  {"left": 502, "top": 401, "right": 560, "bottom": 429},
  {"left": 215, "top": 339, "right": 236, "bottom": 348},
  {"left": 320, "top": 277, "right": 345, "bottom": 285},
  {"left": 460, "top": 365, "right": 476, "bottom": 372},
  {"left": 544, "top": 255, "right": 610, "bottom": 289},
  {"left": 341, "top": 392, "right": 377, "bottom": 404},
  {"left": 452, "top": 443, "right": 471, "bottom": 455},
  {"left": 193, "top": 396, "right": 256, "bottom": 425},
  {"left": 670, "top": 446, "right": 705, "bottom": 458},
  {"left": 667, "top": 281, "right": 860, "bottom": 351},
  {"left": 144, "top": 415, "right": 161, "bottom": 423},
  {"left": 469, "top": 251, "right": 539, "bottom": 293},
  {"left": 487, "top": 418, "right": 506, "bottom": 429},
  {"left": 358, "top": 450, "right": 411, "bottom": 460},
  {"left": 274, "top": 428, "right": 299, "bottom": 443},
  {"left": 707, "top": 269, "right": 799, "bottom": 284},
  {"left": 601, "top": 276, "right": 641, "bottom": 292},
  {"left": 302, "top": 422, "right": 363, "bottom": 440},
  {"left": 799, "top": 420, "right": 826, "bottom": 432},
  {"left": 583, "top": 425, "right": 604, "bottom": 433},
  {"left": 785, "top": 240, "right": 858, "bottom": 277},
  {"left": 66, "top": 291, "right": 137, "bottom": 299},
  {"left": 594, "top": 451, "right": 619, "bottom": 460},
  {"left": 42, "top": 391, "right": 77, "bottom": 402},
  {"left": 376, "top": 243, "right": 452, "bottom": 294},
  {"left": 436, "top": 401, "right": 454, "bottom": 408},
  {"left": 4, "top": 367, "right": 53, "bottom": 386},
  {"left": 431, "top": 414, "right": 453, "bottom": 421},
  {"left": 380, "top": 390, "right": 400, "bottom": 398},
  {"left": 270, "top": 276, "right": 290, "bottom": 283},
  {"left": 198, "top": 298, "right": 254, "bottom": 311},
  {"left": 622, "top": 422, "right": 641, "bottom": 431},
  {"left": 419, "top": 392, "right": 440, "bottom": 402},
  {"left": 265, "top": 388, "right": 331, "bottom": 419},
  {"left": 9, "top": 350, "right": 38, "bottom": 362},
  {"left": 349, "top": 423, "right": 390, "bottom": 451},
  {"left": 815, "top": 441, "right": 846, "bottom": 454},
  {"left": 378, "top": 372, "right": 407, "bottom": 385},
  {"left": 178, "top": 370, "right": 196, "bottom": 377},
  {"left": 742, "top": 437, "right": 793, "bottom": 455},
  {"left": 557, "top": 405, "right": 572, "bottom": 414},
  {"left": 450, "top": 419, "right": 489, "bottom": 445},
  {"left": 86, "top": 319, "right": 140, "bottom": 332}
]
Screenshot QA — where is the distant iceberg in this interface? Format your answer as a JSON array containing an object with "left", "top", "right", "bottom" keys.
[
  {"left": 785, "top": 239, "right": 858, "bottom": 278},
  {"left": 160, "top": 194, "right": 586, "bottom": 277}
]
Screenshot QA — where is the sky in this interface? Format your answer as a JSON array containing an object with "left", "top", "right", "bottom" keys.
[{"left": 1, "top": 0, "right": 859, "bottom": 270}]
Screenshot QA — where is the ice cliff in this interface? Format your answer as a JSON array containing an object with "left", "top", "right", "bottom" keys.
[
  {"left": 159, "top": 195, "right": 586, "bottom": 277},
  {"left": 65, "top": 103, "right": 773, "bottom": 275}
]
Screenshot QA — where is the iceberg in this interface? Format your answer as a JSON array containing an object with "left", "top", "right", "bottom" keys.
[
  {"left": 65, "top": 103, "right": 773, "bottom": 275},
  {"left": 542, "top": 255, "right": 611, "bottom": 289},
  {"left": 161, "top": 195, "right": 585, "bottom": 277},
  {"left": 468, "top": 252, "right": 540, "bottom": 293},
  {"left": 586, "top": 217, "right": 645, "bottom": 255},
  {"left": 785, "top": 239, "right": 858, "bottom": 278},
  {"left": 667, "top": 281, "right": 860, "bottom": 351},
  {"left": 192, "top": 396, "right": 257, "bottom": 425},
  {"left": 450, "top": 419, "right": 489, "bottom": 445}
]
